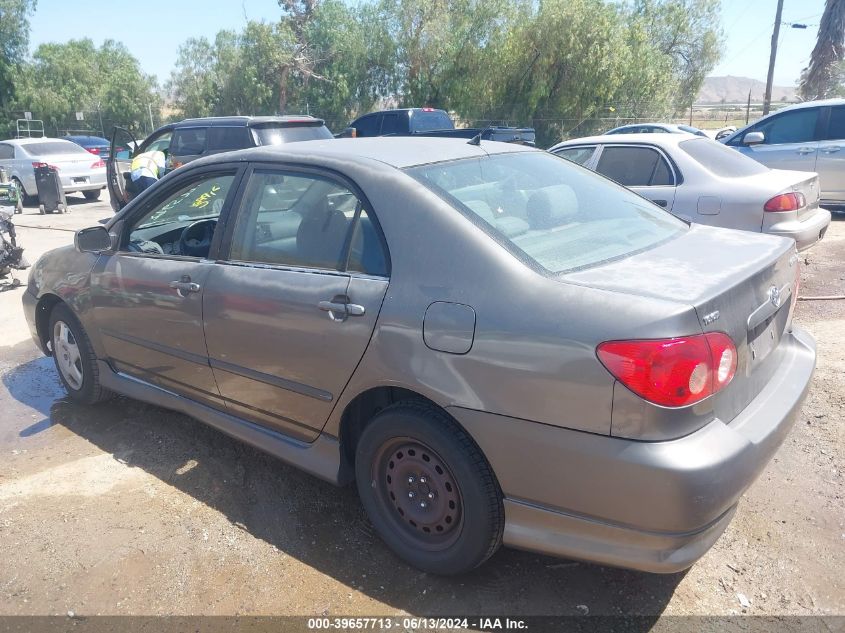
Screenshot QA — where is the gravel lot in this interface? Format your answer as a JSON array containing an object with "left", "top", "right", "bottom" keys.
[{"left": 0, "top": 193, "right": 842, "bottom": 618}]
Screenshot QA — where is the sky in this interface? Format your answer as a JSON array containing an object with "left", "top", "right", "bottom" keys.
[{"left": 27, "top": 0, "right": 829, "bottom": 88}]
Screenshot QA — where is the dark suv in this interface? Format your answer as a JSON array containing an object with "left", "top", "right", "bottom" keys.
[{"left": 107, "top": 115, "right": 333, "bottom": 211}]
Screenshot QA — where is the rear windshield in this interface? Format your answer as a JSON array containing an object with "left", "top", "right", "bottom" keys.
[
  {"left": 410, "top": 111, "right": 453, "bottom": 133},
  {"left": 23, "top": 141, "right": 88, "bottom": 156},
  {"left": 252, "top": 125, "right": 333, "bottom": 145},
  {"left": 408, "top": 152, "right": 686, "bottom": 273},
  {"left": 679, "top": 138, "right": 769, "bottom": 177}
]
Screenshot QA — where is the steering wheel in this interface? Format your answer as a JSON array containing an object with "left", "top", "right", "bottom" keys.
[{"left": 179, "top": 218, "right": 217, "bottom": 257}]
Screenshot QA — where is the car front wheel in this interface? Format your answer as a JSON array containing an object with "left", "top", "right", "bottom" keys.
[
  {"left": 355, "top": 401, "right": 504, "bottom": 575},
  {"left": 49, "top": 304, "right": 111, "bottom": 404},
  {"left": 83, "top": 190, "right": 101, "bottom": 201}
]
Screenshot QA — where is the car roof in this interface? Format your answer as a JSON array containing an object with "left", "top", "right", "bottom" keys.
[
  {"left": 550, "top": 133, "right": 701, "bottom": 151},
  {"left": 3, "top": 137, "right": 77, "bottom": 146},
  {"left": 610, "top": 123, "right": 677, "bottom": 131},
  {"left": 723, "top": 98, "right": 845, "bottom": 142},
  {"left": 177, "top": 115, "right": 325, "bottom": 127},
  {"left": 197, "top": 136, "right": 536, "bottom": 170}
]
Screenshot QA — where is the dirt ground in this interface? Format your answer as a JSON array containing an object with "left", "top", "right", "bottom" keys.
[{"left": 0, "top": 194, "right": 842, "bottom": 618}]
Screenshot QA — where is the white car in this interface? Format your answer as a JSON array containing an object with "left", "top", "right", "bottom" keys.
[
  {"left": 0, "top": 137, "right": 107, "bottom": 203},
  {"left": 549, "top": 133, "right": 831, "bottom": 251}
]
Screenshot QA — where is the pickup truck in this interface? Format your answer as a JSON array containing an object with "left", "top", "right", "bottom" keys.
[{"left": 341, "top": 108, "right": 535, "bottom": 145}]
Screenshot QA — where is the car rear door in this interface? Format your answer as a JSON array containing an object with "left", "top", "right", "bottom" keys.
[
  {"left": 89, "top": 165, "right": 244, "bottom": 408},
  {"left": 814, "top": 104, "right": 845, "bottom": 204},
  {"left": 551, "top": 145, "right": 597, "bottom": 166},
  {"left": 202, "top": 165, "right": 390, "bottom": 441},
  {"left": 169, "top": 126, "right": 208, "bottom": 170},
  {"left": 593, "top": 144, "right": 678, "bottom": 213},
  {"left": 108, "top": 127, "right": 137, "bottom": 210},
  {"left": 735, "top": 107, "right": 822, "bottom": 172}
]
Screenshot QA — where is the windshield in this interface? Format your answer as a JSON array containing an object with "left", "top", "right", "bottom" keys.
[
  {"left": 23, "top": 141, "right": 89, "bottom": 156},
  {"left": 679, "top": 138, "right": 769, "bottom": 177},
  {"left": 252, "top": 125, "right": 333, "bottom": 145},
  {"left": 407, "top": 152, "right": 686, "bottom": 273}
]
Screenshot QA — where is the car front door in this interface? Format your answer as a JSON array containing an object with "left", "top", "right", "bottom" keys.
[
  {"left": 593, "top": 144, "right": 678, "bottom": 213},
  {"left": 89, "top": 165, "right": 243, "bottom": 408},
  {"left": 202, "top": 166, "right": 390, "bottom": 441},
  {"left": 815, "top": 104, "right": 845, "bottom": 204},
  {"left": 734, "top": 107, "right": 821, "bottom": 172},
  {"left": 107, "top": 127, "right": 137, "bottom": 211}
]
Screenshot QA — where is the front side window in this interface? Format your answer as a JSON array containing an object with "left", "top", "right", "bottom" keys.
[
  {"left": 553, "top": 146, "right": 596, "bottom": 166},
  {"left": 171, "top": 127, "right": 208, "bottom": 156},
  {"left": 757, "top": 109, "right": 819, "bottom": 145},
  {"left": 595, "top": 146, "right": 674, "bottom": 187},
  {"left": 230, "top": 170, "right": 387, "bottom": 274},
  {"left": 125, "top": 172, "right": 236, "bottom": 256},
  {"left": 408, "top": 151, "right": 685, "bottom": 273},
  {"left": 354, "top": 115, "right": 381, "bottom": 137},
  {"left": 144, "top": 132, "right": 172, "bottom": 156}
]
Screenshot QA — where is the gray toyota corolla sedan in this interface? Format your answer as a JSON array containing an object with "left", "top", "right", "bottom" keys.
[{"left": 22, "top": 137, "right": 815, "bottom": 575}]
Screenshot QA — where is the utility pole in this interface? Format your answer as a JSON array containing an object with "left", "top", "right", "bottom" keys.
[{"left": 763, "top": 0, "right": 785, "bottom": 116}]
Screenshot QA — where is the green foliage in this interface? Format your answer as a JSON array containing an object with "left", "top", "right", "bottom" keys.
[
  {"left": 9, "top": 38, "right": 160, "bottom": 137},
  {"left": 156, "top": 0, "right": 724, "bottom": 145},
  {"left": 0, "top": 0, "right": 36, "bottom": 110}
]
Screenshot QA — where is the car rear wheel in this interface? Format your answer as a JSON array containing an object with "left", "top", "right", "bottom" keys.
[
  {"left": 355, "top": 401, "right": 504, "bottom": 575},
  {"left": 83, "top": 190, "right": 101, "bottom": 201},
  {"left": 49, "top": 304, "right": 111, "bottom": 404},
  {"left": 12, "top": 178, "right": 35, "bottom": 206}
]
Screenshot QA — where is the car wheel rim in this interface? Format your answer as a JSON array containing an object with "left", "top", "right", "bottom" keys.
[
  {"left": 53, "top": 321, "right": 83, "bottom": 391},
  {"left": 372, "top": 437, "right": 464, "bottom": 551}
]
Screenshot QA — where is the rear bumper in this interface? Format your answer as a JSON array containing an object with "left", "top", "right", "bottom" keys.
[
  {"left": 60, "top": 171, "right": 106, "bottom": 192},
  {"left": 765, "top": 207, "right": 831, "bottom": 251},
  {"left": 449, "top": 327, "right": 816, "bottom": 572}
]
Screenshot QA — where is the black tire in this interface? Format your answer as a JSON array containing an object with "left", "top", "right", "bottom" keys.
[
  {"left": 355, "top": 401, "right": 504, "bottom": 575},
  {"left": 12, "top": 178, "right": 35, "bottom": 206},
  {"left": 48, "top": 304, "right": 111, "bottom": 405},
  {"left": 83, "top": 189, "right": 101, "bottom": 201}
]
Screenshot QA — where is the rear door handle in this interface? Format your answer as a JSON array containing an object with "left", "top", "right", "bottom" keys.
[
  {"left": 797, "top": 147, "right": 816, "bottom": 155},
  {"left": 822, "top": 146, "right": 841, "bottom": 153}
]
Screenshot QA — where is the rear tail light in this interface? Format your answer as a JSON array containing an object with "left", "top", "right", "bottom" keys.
[
  {"left": 597, "top": 332, "right": 737, "bottom": 408},
  {"left": 764, "top": 192, "right": 805, "bottom": 212},
  {"left": 32, "top": 162, "right": 59, "bottom": 171},
  {"left": 91, "top": 159, "right": 105, "bottom": 168},
  {"left": 86, "top": 147, "right": 100, "bottom": 155}
]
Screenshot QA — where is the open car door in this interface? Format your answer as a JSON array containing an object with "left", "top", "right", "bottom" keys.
[{"left": 107, "top": 127, "right": 137, "bottom": 212}]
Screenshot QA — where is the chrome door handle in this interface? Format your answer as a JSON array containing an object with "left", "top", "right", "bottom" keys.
[
  {"left": 318, "top": 300, "right": 366, "bottom": 320},
  {"left": 653, "top": 199, "right": 668, "bottom": 207},
  {"left": 797, "top": 147, "right": 816, "bottom": 154},
  {"left": 169, "top": 276, "right": 201, "bottom": 294},
  {"left": 822, "top": 146, "right": 841, "bottom": 153}
]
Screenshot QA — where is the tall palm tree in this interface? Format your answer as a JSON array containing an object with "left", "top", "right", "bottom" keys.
[{"left": 800, "top": 0, "right": 845, "bottom": 100}]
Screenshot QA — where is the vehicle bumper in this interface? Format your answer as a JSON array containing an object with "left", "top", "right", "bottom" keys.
[
  {"left": 21, "top": 287, "right": 45, "bottom": 353},
  {"left": 60, "top": 171, "right": 106, "bottom": 193},
  {"left": 448, "top": 327, "right": 816, "bottom": 573},
  {"left": 765, "top": 207, "right": 831, "bottom": 252}
]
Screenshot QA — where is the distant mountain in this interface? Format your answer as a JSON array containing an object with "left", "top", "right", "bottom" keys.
[{"left": 697, "top": 75, "right": 798, "bottom": 104}]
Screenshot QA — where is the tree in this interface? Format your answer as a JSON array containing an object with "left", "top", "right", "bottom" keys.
[
  {"left": 13, "top": 39, "right": 160, "bottom": 136},
  {"left": 800, "top": 0, "right": 845, "bottom": 100},
  {"left": 0, "top": 0, "right": 36, "bottom": 112}
]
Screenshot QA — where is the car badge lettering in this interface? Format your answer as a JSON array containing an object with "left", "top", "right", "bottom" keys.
[{"left": 702, "top": 310, "right": 720, "bottom": 325}]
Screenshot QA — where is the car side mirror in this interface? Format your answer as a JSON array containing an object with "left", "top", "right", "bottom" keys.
[
  {"left": 743, "top": 131, "right": 764, "bottom": 145},
  {"left": 336, "top": 127, "right": 357, "bottom": 139},
  {"left": 74, "top": 226, "right": 113, "bottom": 253}
]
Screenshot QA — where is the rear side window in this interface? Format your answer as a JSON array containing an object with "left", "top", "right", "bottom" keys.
[
  {"left": 208, "top": 126, "right": 252, "bottom": 151},
  {"left": 251, "top": 125, "right": 333, "bottom": 145},
  {"left": 380, "top": 113, "right": 401, "bottom": 135},
  {"left": 824, "top": 106, "right": 845, "bottom": 141},
  {"left": 171, "top": 127, "right": 208, "bottom": 156},
  {"left": 408, "top": 152, "right": 685, "bottom": 273},
  {"left": 552, "top": 146, "right": 596, "bottom": 166},
  {"left": 595, "top": 146, "right": 674, "bottom": 186},
  {"left": 679, "top": 138, "right": 769, "bottom": 177}
]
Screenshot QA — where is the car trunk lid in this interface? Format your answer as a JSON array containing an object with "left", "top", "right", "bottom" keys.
[{"left": 563, "top": 224, "right": 799, "bottom": 424}]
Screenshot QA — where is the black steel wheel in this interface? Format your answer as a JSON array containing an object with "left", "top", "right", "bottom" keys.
[{"left": 355, "top": 401, "right": 503, "bottom": 575}]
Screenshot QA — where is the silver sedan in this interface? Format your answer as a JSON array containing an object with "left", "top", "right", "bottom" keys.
[
  {"left": 0, "top": 137, "right": 107, "bottom": 202},
  {"left": 549, "top": 133, "right": 831, "bottom": 251}
]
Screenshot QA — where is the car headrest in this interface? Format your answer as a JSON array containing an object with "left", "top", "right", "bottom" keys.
[
  {"left": 526, "top": 185, "right": 579, "bottom": 229},
  {"left": 296, "top": 199, "right": 349, "bottom": 269}
]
